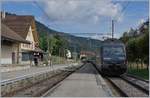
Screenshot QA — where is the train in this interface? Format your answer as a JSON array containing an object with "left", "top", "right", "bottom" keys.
[{"left": 82, "top": 38, "right": 127, "bottom": 76}]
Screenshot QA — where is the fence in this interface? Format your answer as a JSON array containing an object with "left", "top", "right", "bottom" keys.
[
  {"left": 51, "top": 56, "right": 76, "bottom": 64},
  {"left": 127, "top": 61, "right": 149, "bottom": 79},
  {"left": 127, "top": 62, "right": 149, "bottom": 70},
  {"left": 42, "top": 55, "right": 77, "bottom": 66}
]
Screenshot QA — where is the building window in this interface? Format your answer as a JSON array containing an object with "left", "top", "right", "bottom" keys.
[{"left": 22, "top": 53, "right": 30, "bottom": 61}]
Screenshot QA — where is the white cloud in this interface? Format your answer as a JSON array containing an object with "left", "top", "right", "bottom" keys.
[{"left": 39, "top": 0, "right": 122, "bottom": 23}]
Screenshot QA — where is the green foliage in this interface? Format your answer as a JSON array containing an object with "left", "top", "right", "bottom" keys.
[
  {"left": 121, "top": 19, "right": 149, "bottom": 66},
  {"left": 137, "top": 32, "right": 149, "bottom": 63},
  {"left": 48, "top": 36, "right": 56, "bottom": 54},
  {"left": 126, "top": 38, "right": 138, "bottom": 61},
  {"left": 126, "top": 32, "right": 149, "bottom": 62},
  {"left": 39, "top": 34, "right": 68, "bottom": 57},
  {"left": 52, "top": 35, "right": 68, "bottom": 56},
  {"left": 35, "top": 20, "right": 102, "bottom": 54},
  {"left": 120, "top": 32, "right": 131, "bottom": 44},
  {"left": 128, "top": 68, "right": 149, "bottom": 80},
  {"left": 39, "top": 35, "right": 47, "bottom": 52}
]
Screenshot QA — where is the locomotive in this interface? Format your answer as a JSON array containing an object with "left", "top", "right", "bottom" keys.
[{"left": 94, "top": 38, "right": 127, "bottom": 76}]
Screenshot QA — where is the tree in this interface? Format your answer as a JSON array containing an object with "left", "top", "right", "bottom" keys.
[
  {"left": 39, "top": 35, "right": 47, "bottom": 52},
  {"left": 50, "top": 35, "right": 68, "bottom": 57},
  {"left": 48, "top": 36, "right": 57, "bottom": 54},
  {"left": 138, "top": 32, "right": 149, "bottom": 69},
  {"left": 126, "top": 38, "right": 139, "bottom": 61},
  {"left": 120, "top": 32, "right": 130, "bottom": 44},
  {"left": 119, "top": 20, "right": 149, "bottom": 71},
  {"left": 121, "top": 20, "right": 149, "bottom": 64}
]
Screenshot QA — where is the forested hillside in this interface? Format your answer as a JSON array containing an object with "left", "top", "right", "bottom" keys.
[{"left": 35, "top": 21, "right": 102, "bottom": 54}]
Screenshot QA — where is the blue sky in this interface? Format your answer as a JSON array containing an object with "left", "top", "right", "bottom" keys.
[{"left": 1, "top": 0, "right": 149, "bottom": 39}]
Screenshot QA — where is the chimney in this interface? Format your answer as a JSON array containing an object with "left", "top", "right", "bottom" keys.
[{"left": 1, "top": 11, "right": 6, "bottom": 19}]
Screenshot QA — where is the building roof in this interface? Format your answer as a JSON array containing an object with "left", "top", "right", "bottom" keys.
[
  {"left": 1, "top": 23, "right": 30, "bottom": 44},
  {"left": 34, "top": 47, "right": 44, "bottom": 53},
  {"left": 2, "top": 15, "right": 39, "bottom": 43}
]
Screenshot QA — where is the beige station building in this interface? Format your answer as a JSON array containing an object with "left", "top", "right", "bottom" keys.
[{"left": 1, "top": 12, "right": 43, "bottom": 66}]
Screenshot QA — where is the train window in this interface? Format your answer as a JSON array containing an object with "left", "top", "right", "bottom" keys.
[{"left": 103, "top": 46, "right": 125, "bottom": 57}]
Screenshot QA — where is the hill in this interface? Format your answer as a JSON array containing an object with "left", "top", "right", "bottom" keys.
[{"left": 35, "top": 21, "right": 102, "bottom": 53}]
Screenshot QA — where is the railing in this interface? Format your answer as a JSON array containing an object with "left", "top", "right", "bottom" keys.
[
  {"left": 127, "top": 61, "right": 149, "bottom": 80},
  {"left": 127, "top": 62, "right": 148, "bottom": 70}
]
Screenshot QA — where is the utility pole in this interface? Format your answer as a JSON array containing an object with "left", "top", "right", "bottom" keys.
[
  {"left": 112, "top": 20, "right": 114, "bottom": 39},
  {"left": 88, "top": 38, "right": 91, "bottom": 50},
  {"left": 47, "top": 32, "right": 50, "bottom": 53},
  {"left": 47, "top": 32, "right": 51, "bottom": 66}
]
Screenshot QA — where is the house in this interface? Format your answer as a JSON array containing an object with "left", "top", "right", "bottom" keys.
[
  {"left": 80, "top": 51, "right": 96, "bottom": 59},
  {"left": 66, "top": 49, "right": 72, "bottom": 59},
  {"left": 1, "top": 23, "right": 30, "bottom": 64},
  {"left": 1, "top": 12, "right": 44, "bottom": 65}
]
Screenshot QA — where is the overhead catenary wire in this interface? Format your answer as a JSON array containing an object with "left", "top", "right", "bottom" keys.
[
  {"left": 114, "top": 1, "right": 130, "bottom": 21},
  {"left": 33, "top": 1, "right": 131, "bottom": 40},
  {"left": 32, "top": 1, "right": 112, "bottom": 39},
  {"left": 33, "top": 1, "right": 54, "bottom": 66},
  {"left": 111, "top": 1, "right": 130, "bottom": 38},
  {"left": 33, "top": 1, "right": 51, "bottom": 23}
]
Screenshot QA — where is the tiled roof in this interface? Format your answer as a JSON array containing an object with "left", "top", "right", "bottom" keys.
[
  {"left": 1, "top": 23, "right": 30, "bottom": 44},
  {"left": 2, "top": 15, "right": 39, "bottom": 43}
]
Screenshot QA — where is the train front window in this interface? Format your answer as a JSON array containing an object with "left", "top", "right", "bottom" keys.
[{"left": 103, "top": 46, "right": 125, "bottom": 58}]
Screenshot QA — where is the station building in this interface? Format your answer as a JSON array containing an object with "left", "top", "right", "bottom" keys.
[
  {"left": 1, "top": 23, "right": 30, "bottom": 64},
  {"left": 1, "top": 12, "right": 44, "bottom": 66}
]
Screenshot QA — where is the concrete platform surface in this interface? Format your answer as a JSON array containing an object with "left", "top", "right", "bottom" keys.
[
  {"left": 1, "top": 63, "right": 79, "bottom": 81},
  {"left": 44, "top": 63, "right": 113, "bottom": 97}
]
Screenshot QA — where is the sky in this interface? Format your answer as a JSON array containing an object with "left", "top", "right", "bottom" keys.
[{"left": 1, "top": 0, "right": 149, "bottom": 39}]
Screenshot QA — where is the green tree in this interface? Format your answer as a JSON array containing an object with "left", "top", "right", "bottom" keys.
[
  {"left": 39, "top": 35, "right": 47, "bottom": 52},
  {"left": 126, "top": 38, "right": 138, "bottom": 61},
  {"left": 50, "top": 35, "right": 68, "bottom": 57},
  {"left": 138, "top": 32, "right": 149, "bottom": 69},
  {"left": 48, "top": 36, "right": 56, "bottom": 54}
]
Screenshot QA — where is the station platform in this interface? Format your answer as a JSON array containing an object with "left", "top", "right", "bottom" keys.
[
  {"left": 1, "top": 63, "right": 79, "bottom": 81},
  {"left": 44, "top": 63, "right": 113, "bottom": 97}
]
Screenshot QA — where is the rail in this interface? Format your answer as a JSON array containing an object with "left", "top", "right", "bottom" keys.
[
  {"left": 121, "top": 74, "right": 149, "bottom": 94},
  {"left": 1, "top": 64, "right": 83, "bottom": 97},
  {"left": 106, "top": 77, "right": 148, "bottom": 97}
]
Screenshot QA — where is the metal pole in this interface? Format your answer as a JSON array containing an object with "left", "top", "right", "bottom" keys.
[
  {"left": 112, "top": 20, "right": 114, "bottom": 39},
  {"left": 88, "top": 38, "right": 91, "bottom": 51},
  {"left": 47, "top": 32, "right": 50, "bottom": 53},
  {"left": 90, "top": 38, "right": 91, "bottom": 51},
  {"left": 75, "top": 45, "right": 77, "bottom": 62},
  {"left": 47, "top": 32, "right": 51, "bottom": 67},
  {"left": 59, "top": 48, "right": 61, "bottom": 64},
  {"left": 17, "top": 44, "right": 19, "bottom": 64}
]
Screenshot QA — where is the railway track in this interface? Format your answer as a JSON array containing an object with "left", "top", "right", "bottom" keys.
[
  {"left": 92, "top": 63, "right": 149, "bottom": 97},
  {"left": 121, "top": 74, "right": 149, "bottom": 94},
  {"left": 125, "top": 74, "right": 149, "bottom": 83},
  {"left": 2, "top": 63, "right": 149, "bottom": 97},
  {"left": 2, "top": 65, "right": 83, "bottom": 97},
  {"left": 106, "top": 76, "right": 149, "bottom": 97},
  {"left": 41, "top": 62, "right": 114, "bottom": 97}
]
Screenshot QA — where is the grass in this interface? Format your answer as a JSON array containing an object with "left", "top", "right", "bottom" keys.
[{"left": 127, "top": 68, "right": 149, "bottom": 80}]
